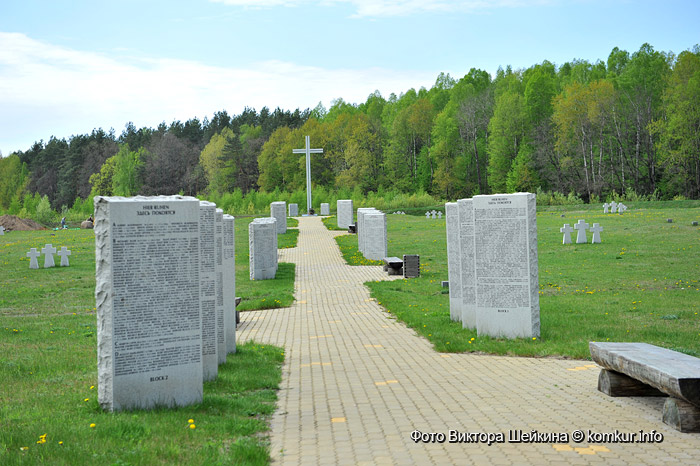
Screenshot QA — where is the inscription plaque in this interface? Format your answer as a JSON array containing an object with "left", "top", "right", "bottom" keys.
[{"left": 95, "top": 196, "right": 203, "bottom": 411}]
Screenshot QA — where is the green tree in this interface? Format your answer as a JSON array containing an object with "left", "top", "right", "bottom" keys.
[
  {"left": 652, "top": 47, "right": 700, "bottom": 197},
  {"left": 487, "top": 88, "right": 526, "bottom": 192},
  {"left": 112, "top": 145, "right": 145, "bottom": 196}
]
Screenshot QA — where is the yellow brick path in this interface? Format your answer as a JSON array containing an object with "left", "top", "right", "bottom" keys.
[{"left": 238, "top": 216, "right": 700, "bottom": 465}]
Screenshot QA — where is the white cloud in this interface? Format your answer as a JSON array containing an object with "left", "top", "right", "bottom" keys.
[
  {"left": 0, "top": 32, "right": 435, "bottom": 154},
  {"left": 210, "top": 0, "right": 554, "bottom": 17}
]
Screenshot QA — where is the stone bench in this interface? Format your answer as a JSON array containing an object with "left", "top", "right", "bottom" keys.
[
  {"left": 589, "top": 342, "right": 700, "bottom": 432},
  {"left": 383, "top": 257, "right": 403, "bottom": 275}
]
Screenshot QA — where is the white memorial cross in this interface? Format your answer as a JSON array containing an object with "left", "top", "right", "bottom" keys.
[
  {"left": 58, "top": 246, "right": 71, "bottom": 266},
  {"left": 603, "top": 203, "right": 609, "bottom": 214},
  {"left": 425, "top": 212, "right": 430, "bottom": 219},
  {"left": 560, "top": 224, "right": 574, "bottom": 244},
  {"left": 590, "top": 223, "right": 603, "bottom": 243},
  {"left": 431, "top": 211, "right": 436, "bottom": 219},
  {"left": 27, "top": 248, "right": 40, "bottom": 269},
  {"left": 610, "top": 201, "right": 618, "bottom": 213},
  {"left": 41, "top": 244, "right": 57, "bottom": 268},
  {"left": 437, "top": 211, "right": 443, "bottom": 219},
  {"left": 293, "top": 136, "right": 323, "bottom": 215},
  {"left": 573, "top": 220, "right": 589, "bottom": 244}
]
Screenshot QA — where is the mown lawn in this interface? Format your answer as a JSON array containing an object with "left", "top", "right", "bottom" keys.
[
  {"left": 331, "top": 202, "right": 700, "bottom": 359},
  {"left": 0, "top": 223, "right": 287, "bottom": 465}
]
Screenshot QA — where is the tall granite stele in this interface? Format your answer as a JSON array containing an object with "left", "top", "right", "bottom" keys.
[
  {"left": 215, "top": 209, "right": 226, "bottom": 365},
  {"left": 249, "top": 217, "right": 278, "bottom": 280},
  {"left": 199, "top": 201, "right": 219, "bottom": 381},
  {"left": 472, "top": 193, "right": 539, "bottom": 339},
  {"left": 337, "top": 200, "right": 354, "bottom": 229},
  {"left": 270, "top": 201, "right": 287, "bottom": 234},
  {"left": 95, "top": 196, "right": 203, "bottom": 411},
  {"left": 445, "top": 202, "right": 462, "bottom": 322},
  {"left": 222, "top": 214, "right": 236, "bottom": 354}
]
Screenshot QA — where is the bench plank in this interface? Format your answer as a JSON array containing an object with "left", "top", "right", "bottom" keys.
[{"left": 590, "top": 342, "right": 700, "bottom": 406}]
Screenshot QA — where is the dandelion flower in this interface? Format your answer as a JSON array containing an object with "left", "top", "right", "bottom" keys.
[
  {"left": 188, "top": 419, "right": 194, "bottom": 424},
  {"left": 189, "top": 424, "right": 196, "bottom": 429},
  {"left": 90, "top": 423, "right": 96, "bottom": 428}
]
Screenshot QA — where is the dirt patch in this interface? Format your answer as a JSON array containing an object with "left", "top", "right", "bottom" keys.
[{"left": 0, "top": 215, "right": 47, "bottom": 231}]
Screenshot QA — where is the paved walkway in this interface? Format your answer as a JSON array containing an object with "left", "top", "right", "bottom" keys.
[{"left": 238, "top": 216, "right": 700, "bottom": 465}]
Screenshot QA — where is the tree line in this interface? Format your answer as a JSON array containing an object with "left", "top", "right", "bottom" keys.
[{"left": 1, "top": 42, "right": 699, "bottom": 218}]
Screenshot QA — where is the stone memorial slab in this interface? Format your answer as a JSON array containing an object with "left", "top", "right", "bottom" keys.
[
  {"left": 249, "top": 218, "right": 278, "bottom": 280},
  {"left": 58, "top": 246, "right": 71, "bottom": 266},
  {"left": 574, "top": 219, "right": 589, "bottom": 244},
  {"left": 41, "top": 244, "right": 56, "bottom": 268},
  {"left": 289, "top": 203, "right": 299, "bottom": 217},
  {"left": 337, "top": 200, "right": 354, "bottom": 229},
  {"left": 590, "top": 223, "right": 603, "bottom": 243},
  {"left": 445, "top": 203, "right": 462, "bottom": 322},
  {"left": 27, "top": 248, "right": 40, "bottom": 269},
  {"left": 356, "top": 207, "right": 376, "bottom": 254},
  {"left": 222, "top": 214, "right": 236, "bottom": 354},
  {"left": 270, "top": 201, "right": 287, "bottom": 234},
  {"left": 215, "top": 209, "right": 226, "bottom": 365},
  {"left": 363, "top": 212, "right": 387, "bottom": 260},
  {"left": 457, "top": 199, "right": 476, "bottom": 329},
  {"left": 473, "top": 193, "right": 539, "bottom": 339},
  {"left": 95, "top": 196, "right": 203, "bottom": 411},
  {"left": 199, "top": 201, "right": 218, "bottom": 381},
  {"left": 560, "top": 224, "right": 574, "bottom": 244},
  {"left": 403, "top": 254, "right": 420, "bottom": 278},
  {"left": 320, "top": 203, "right": 330, "bottom": 216}
]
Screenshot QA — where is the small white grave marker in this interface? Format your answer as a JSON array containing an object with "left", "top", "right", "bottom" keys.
[
  {"left": 610, "top": 201, "right": 618, "bottom": 213},
  {"left": 590, "top": 223, "right": 603, "bottom": 244},
  {"left": 603, "top": 203, "right": 609, "bottom": 214},
  {"left": 437, "top": 211, "right": 443, "bottom": 219},
  {"left": 425, "top": 212, "right": 431, "bottom": 219},
  {"left": 41, "top": 244, "right": 57, "bottom": 268},
  {"left": 431, "top": 211, "right": 436, "bottom": 219},
  {"left": 57, "top": 247, "right": 71, "bottom": 266},
  {"left": 0, "top": 226, "right": 5, "bottom": 235},
  {"left": 27, "top": 248, "right": 40, "bottom": 269},
  {"left": 560, "top": 224, "right": 574, "bottom": 244},
  {"left": 574, "top": 220, "right": 589, "bottom": 244}
]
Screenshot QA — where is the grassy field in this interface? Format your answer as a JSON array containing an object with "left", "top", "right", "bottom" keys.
[
  {"left": 0, "top": 223, "right": 287, "bottom": 465},
  {"left": 329, "top": 202, "right": 700, "bottom": 359}
]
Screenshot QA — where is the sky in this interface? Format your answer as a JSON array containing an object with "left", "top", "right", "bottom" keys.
[{"left": 1, "top": 0, "right": 698, "bottom": 156}]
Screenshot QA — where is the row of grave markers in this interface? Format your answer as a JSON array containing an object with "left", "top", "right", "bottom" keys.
[
  {"left": 604, "top": 202, "right": 628, "bottom": 214},
  {"left": 95, "top": 195, "right": 237, "bottom": 412},
  {"left": 446, "top": 193, "right": 540, "bottom": 339},
  {"left": 426, "top": 210, "right": 443, "bottom": 219},
  {"left": 561, "top": 220, "right": 603, "bottom": 244},
  {"left": 26, "top": 244, "right": 71, "bottom": 268}
]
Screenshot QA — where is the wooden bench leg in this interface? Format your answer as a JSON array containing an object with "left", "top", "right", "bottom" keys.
[
  {"left": 597, "top": 369, "right": 666, "bottom": 397},
  {"left": 663, "top": 397, "right": 700, "bottom": 433}
]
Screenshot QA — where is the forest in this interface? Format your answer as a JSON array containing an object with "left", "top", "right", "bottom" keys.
[{"left": 1, "top": 43, "right": 699, "bottom": 221}]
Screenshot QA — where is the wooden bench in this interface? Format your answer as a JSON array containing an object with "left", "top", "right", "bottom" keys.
[
  {"left": 589, "top": 342, "right": 700, "bottom": 432},
  {"left": 382, "top": 257, "right": 403, "bottom": 275}
]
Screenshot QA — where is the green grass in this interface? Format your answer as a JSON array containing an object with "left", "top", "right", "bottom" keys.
[
  {"left": 0, "top": 229, "right": 284, "bottom": 465},
  {"left": 335, "top": 203, "right": 700, "bottom": 359},
  {"left": 321, "top": 215, "right": 346, "bottom": 231},
  {"left": 235, "top": 217, "right": 296, "bottom": 311}
]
